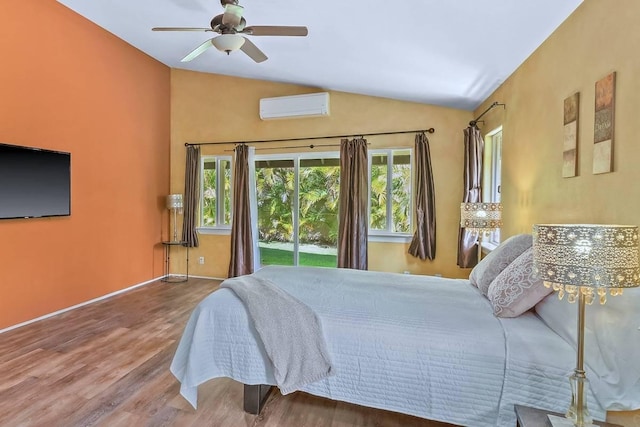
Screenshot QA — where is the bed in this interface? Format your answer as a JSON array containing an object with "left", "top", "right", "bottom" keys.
[{"left": 170, "top": 263, "right": 640, "bottom": 427}]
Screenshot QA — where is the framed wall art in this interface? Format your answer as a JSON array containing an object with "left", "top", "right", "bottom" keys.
[
  {"left": 593, "top": 72, "right": 616, "bottom": 174},
  {"left": 563, "top": 92, "right": 579, "bottom": 178}
]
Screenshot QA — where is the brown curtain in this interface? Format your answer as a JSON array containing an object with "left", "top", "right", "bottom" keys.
[
  {"left": 181, "top": 145, "right": 200, "bottom": 248},
  {"left": 408, "top": 132, "right": 436, "bottom": 260},
  {"left": 228, "top": 144, "right": 254, "bottom": 277},
  {"left": 457, "top": 126, "right": 484, "bottom": 267},
  {"left": 337, "top": 138, "right": 368, "bottom": 270}
]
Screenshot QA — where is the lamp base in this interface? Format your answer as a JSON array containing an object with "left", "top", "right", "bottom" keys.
[
  {"left": 548, "top": 414, "right": 582, "bottom": 427},
  {"left": 566, "top": 373, "right": 593, "bottom": 427}
]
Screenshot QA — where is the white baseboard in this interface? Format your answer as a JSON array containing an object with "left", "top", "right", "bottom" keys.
[
  {"left": 0, "top": 275, "right": 164, "bottom": 335},
  {"left": 187, "top": 274, "right": 226, "bottom": 281}
]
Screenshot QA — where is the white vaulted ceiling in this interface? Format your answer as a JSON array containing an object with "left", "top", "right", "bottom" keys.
[{"left": 56, "top": 0, "right": 582, "bottom": 110}]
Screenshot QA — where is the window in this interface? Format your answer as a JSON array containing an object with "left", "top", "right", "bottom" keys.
[
  {"left": 483, "top": 128, "right": 502, "bottom": 245},
  {"left": 202, "top": 148, "right": 414, "bottom": 241},
  {"left": 200, "top": 156, "right": 232, "bottom": 229},
  {"left": 368, "top": 149, "right": 412, "bottom": 237}
]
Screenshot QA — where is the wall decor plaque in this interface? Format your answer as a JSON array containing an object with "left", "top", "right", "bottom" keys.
[
  {"left": 593, "top": 72, "right": 616, "bottom": 174},
  {"left": 563, "top": 92, "right": 579, "bottom": 178}
]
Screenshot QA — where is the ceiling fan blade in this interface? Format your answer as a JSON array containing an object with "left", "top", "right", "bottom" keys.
[
  {"left": 152, "top": 27, "right": 213, "bottom": 32},
  {"left": 243, "top": 26, "right": 308, "bottom": 36},
  {"left": 181, "top": 39, "right": 214, "bottom": 62},
  {"left": 222, "top": 4, "right": 244, "bottom": 27},
  {"left": 240, "top": 37, "right": 268, "bottom": 63}
]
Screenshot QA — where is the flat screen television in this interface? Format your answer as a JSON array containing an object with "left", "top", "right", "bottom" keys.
[{"left": 0, "top": 143, "right": 71, "bottom": 220}]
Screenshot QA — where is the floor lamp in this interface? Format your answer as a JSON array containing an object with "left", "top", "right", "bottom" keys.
[
  {"left": 166, "top": 194, "right": 184, "bottom": 242},
  {"left": 532, "top": 224, "right": 640, "bottom": 427},
  {"left": 460, "top": 202, "right": 503, "bottom": 261}
]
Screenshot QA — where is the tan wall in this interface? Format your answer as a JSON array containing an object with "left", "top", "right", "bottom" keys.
[
  {"left": 477, "top": 0, "right": 640, "bottom": 237},
  {"left": 0, "top": 1, "right": 170, "bottom": 330},
  {"left": 475, "top": 0, "right": 640, "bottom": 424},
  {"left": 170, "top": 69, "right": 473, "bottom": 279}
]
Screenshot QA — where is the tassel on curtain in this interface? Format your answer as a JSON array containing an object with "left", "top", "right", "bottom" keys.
[
  {"left": 228, "top": 144, "right": 254, "bottom": 277},
  {"left": 182, "top": 145, "right": 200, "bottom": 248},
  {"left": 408, "top": 132, "right": 436, "bottom": 260},
  {"left": 337, "top": 137, "right": 368, "bottom": 270},
  {"left": 457, "top": 126, "right": 484, "bottom": 268}
]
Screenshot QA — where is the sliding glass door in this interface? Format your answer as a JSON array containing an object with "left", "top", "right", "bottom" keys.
[{"left": 254, "top": 153, "right": 339, "bottom": 267}]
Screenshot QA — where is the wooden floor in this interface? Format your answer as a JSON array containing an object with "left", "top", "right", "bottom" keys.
[{"left": 0, "top": 277, "right": 454, "bottom": 427}]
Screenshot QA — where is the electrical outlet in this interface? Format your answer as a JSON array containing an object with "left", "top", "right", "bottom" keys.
[{"left": 198, "top": 256, "right": 205, "bottom": 265}]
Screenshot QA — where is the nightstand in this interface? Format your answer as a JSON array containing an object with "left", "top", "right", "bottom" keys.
[{"left": 514, "top": 405, "right": 622, "bottom": 427}]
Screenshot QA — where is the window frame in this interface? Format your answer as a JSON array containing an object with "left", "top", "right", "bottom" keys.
[
  {"left": 367, "top": 148, "right": 413, "bottom": 243},
  {"left": 482, "top": 127, "right": 502, "bottom": 248},
  {"left": 196, "top": 148, "right": 415, "bottom": 242},
  {"left": 197, "top": 155, "right": 233, "bottom": 235},
  {"left": 253, "top": 151, "right": 340, "bottom": 266}
]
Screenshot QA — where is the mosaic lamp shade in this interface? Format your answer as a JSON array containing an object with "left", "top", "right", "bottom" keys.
[
  {"left": 460, "top": 202, "right": 503, "bottom": 235},
  {"left": 166, "top": 194, "right": 184, "bottom": 242},
  {"left": 532, "top": 224, "right": 640, "bottom": 427}
]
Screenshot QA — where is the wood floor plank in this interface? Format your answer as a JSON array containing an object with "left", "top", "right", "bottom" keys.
[
  {"left": 92, "top": 410, "right": 145, "bottom": 427},
  {"left": 0, "top": 278, "right": 456, "bottom": 427}
]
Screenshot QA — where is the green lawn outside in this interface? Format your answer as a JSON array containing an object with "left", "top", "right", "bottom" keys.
[{"left": 260, "top": 247, "right": 337, "bottom": 268}]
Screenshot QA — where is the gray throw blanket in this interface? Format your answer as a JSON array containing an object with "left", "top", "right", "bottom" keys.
[{"left": 221, "top": 275, "right": 333, "bottom": 394}]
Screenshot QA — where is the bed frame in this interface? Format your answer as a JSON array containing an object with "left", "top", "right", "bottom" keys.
[{"left": 243, "top": 384, "right": 273, "bottom": 414}]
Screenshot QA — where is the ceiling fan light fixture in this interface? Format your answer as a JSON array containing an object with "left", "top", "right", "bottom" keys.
[{"left": 212, "top": 34, "right": 245, "bottom": 54}]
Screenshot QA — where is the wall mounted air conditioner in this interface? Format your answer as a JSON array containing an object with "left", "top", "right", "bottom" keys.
[{"left": 259, "top": 92, "right": 330, "bottom": 120}]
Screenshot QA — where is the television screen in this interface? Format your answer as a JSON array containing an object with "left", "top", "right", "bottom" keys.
[{"left": 0, "top": 143, "right": 71, "bottom": 220}]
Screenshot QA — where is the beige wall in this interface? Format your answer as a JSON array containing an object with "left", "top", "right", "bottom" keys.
[
  {"left": 170, "top": 69, "right": 473, "bottom": 279},
  {"left": 475, "top": 1, "right": 640, "bottom": 424},
  {"left": 477, "top": 0, "right": 640, "bottom": 236}
]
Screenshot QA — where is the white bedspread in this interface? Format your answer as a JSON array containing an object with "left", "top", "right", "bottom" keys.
[
  {"left": 220, "top": 274, "right": 333, "bottom": 394},
  {"left": 170, "top": 266, "right": 605, "bottom": 426}
]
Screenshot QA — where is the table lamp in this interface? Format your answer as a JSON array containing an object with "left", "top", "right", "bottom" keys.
[
  {"left": 166, "top": 194, "right": 184, "bottom": 242},
  {"left": 532, "top": 224, "right": 640, "bottom": 427},
  {"left": 460, "top": 202, "right": 503, "bottom": 261}
]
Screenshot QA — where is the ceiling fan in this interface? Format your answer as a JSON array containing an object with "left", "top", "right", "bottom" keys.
[{"left": 152, "top": 0, "right": 308, "bottom": 63}]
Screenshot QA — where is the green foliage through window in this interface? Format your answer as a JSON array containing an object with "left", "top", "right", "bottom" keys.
[
  {"left": 255, "top": 158, "right": 340, "bottom": 247},
  {"left": 369, "top": 150, "right": 411, "bottom": 233},
  {"left": 201, "top": 156, "right": 232, "bottom": 227}
]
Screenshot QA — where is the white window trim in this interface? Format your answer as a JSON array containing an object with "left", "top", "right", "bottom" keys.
[
  {"left": 200, "top": 154, "right": 233, "bottom": 230},
  {"left": 197, "top": 226, "right": 232, "bottom": 235},
  {"left": 368, "top": 232, "right": 413, "bottom": 243},
  {"left": 481, "top": 240, "right": 499, "bottom": 254}
]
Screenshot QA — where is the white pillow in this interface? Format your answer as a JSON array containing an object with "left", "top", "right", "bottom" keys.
[
  {"left": 469, "top": 234, "right": 533, "bottom": 296},
  {"left": 487, "top": 247, "right": 552, "bottom": 317},
  {"left": 535, "top": 287, "right": 640, "bottom": 409}
]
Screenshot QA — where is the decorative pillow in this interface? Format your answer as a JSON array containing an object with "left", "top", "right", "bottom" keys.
[
  {"left": 487, "top": 247, "right": 552, "bottom": 317},
  {"left": 469, "top": 234, "right": 533, "bottom": 296}
]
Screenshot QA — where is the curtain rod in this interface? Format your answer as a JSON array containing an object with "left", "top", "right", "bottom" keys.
[
  {"left": 223, "top": 142, "right": 378, "bottom": 152},
  {"left": 469, "top": 102, "right": 505, "bottom": 127},
  {"left": 185, "top": 128, "right": 435, "bottom": 147}
]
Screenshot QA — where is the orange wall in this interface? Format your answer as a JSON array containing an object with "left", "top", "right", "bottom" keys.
[{"left": 0, "top": 1, "right": 171, "bottom": 330}]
